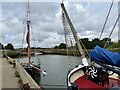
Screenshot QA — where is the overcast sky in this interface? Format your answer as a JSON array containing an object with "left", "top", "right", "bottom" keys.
[{"left": 0, "top": 1, "right": 119, "bottom": 48}]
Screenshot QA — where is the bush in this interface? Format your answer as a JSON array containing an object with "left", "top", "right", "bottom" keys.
[{"left": 6, "top": 50, "right": 19, "bottom": 58}]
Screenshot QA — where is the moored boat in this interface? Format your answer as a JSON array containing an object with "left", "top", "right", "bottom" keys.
[
  {"left": 61, "top": 2, "right": 120, "bottom": 89},
  {"left": 20, "top": 1, "right": 47, "bottom": 81}
]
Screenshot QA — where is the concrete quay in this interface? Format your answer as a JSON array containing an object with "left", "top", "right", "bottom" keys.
[{"left": 0, "top": 56, "right": 41, "bottom": 90}]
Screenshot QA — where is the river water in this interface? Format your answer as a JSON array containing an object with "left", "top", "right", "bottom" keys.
[{"left": 19, "top": 55, "right": 82, "bottom": 89}]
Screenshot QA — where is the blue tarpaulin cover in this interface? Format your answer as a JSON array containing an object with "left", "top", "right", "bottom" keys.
[{"left": 90, "top": 45, "right": 120, "bottom": 67}]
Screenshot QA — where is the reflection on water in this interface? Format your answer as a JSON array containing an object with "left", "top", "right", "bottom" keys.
[{"left": 19, "top": 55, "right": 81, "bottom": 89}]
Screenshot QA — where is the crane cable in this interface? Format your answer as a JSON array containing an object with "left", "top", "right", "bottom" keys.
[{"left": 99, "top": 0, "right": 114, "bottom": 40}]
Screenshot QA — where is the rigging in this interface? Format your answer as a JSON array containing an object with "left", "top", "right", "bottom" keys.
[
  {"left": 99, "top": 0, "right": 114, "bottom": 40},
  {"left": 104, "top": 13, "right": 120, "bottom": 48}
]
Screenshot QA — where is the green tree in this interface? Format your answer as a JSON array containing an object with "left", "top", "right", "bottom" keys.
[
  {"left": 118, "top": 39, "right": 120, "bottom": 48},
  {"left": 108, "top": 42, "right": 118, "bottom": 48},
  {"left": 80, "top": 38, "right": 92, "bottom": 49},
  {"left": 90, "top": 38, "right": 100, "bottom": 48},
  {"left": 100, "top": 38, "right": 112, "bottom": 47},
  {"left": 0, "top": 43, "right": 4, "bottom": 49},
  {"left": 59, "top": 43, "right": 66, "bottom": 49},
  {"left": 54, "top": 45, "right": 59, "bottom": 49},
  {"left": 5, "top": 43, "right": 14, "bottom": 50},
  {"left": 119, "top": 39, "right": 120, "bottom": 43}
]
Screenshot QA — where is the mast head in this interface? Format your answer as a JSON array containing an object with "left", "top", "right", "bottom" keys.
[
  {"left": 61, "top": 0, "right": 64, "bottom": 5},
  {"left": 27, "top": 0, "right": 30, "bottom": 22},
  {"left": 62, "top": 0, "right": 65, "bottom": 3},
  {"left": 27, "top": 0, "right": 29, "bottom": 9}
]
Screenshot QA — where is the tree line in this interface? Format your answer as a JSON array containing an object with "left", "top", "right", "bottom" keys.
[
  {"left": 0, "top": 43, "right": 14, "bottom": 50},
  {"left": 54, "top": 38, "right": 120, "bottom": 49},
  {"left": 0, "top": 38, "right": 119, "bottom": 50}
]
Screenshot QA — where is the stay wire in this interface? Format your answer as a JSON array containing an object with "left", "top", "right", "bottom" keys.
[
  {"left": 79, "top": 39, "right": 90, "bottom": 58},
  {"left": 19, "top": 2, "right": 29, "bottom": 59},
  {"left": 62, "top": 10, "right": 77, "bottom": 70},
  {"left": 30, "top": 23, "right": 41, "bottom": 65},
  {"left": 19, "top": 20, "right": 26, "bottom": 59},
  {"left": 99, "top": 0, "right": 114, "bottom": 40},
  {"left": 62, "top": 9, "right": 85, "bottom": 70},
  {"left": 104, "top": 13, "right": 120, "bottom": 48}
]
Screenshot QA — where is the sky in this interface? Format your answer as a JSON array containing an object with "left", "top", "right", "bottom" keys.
[{"left": 0, "top": 0, "right": 119, "bottom": 48}]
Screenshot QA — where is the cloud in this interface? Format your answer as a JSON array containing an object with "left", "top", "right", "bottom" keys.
[{"left": 1, "top": 2, "right": 119, "bottom": 48}]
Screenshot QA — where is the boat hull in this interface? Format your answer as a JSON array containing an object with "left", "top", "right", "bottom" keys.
[
  {"left": 67, "top": 66, "right": 120, "bottom": 89},
  {"left": 74, "top": 74, "right": 120, "bottom": 89},
  {"left": 25, "top": 67, "right": 41, "bottom": 84}
]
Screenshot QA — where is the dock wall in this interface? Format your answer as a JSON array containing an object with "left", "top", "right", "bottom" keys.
[{"left": 6, "top": 56, "right": 41, "bottom": 90}]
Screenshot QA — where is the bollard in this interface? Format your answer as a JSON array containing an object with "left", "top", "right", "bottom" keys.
[
  {"left": 23, "top": 83, "right": 30, "bottom": 90},
  {"left": 13, "top": 60, "right": 16, "bottom": 68}
]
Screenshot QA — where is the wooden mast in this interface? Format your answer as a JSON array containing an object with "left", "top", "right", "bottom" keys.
[
  {"left": 61, "top": 3, "right": 85, "bottom": 59},
  {"left": 26, "top": 0, "right": 31, "bottom": 63},
  {"left": 61, "top": 3, "right": 88, "bottom": 66}
]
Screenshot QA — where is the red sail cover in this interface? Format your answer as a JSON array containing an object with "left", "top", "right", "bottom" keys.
[
  {"left": 90, "top": 45, "right": 120, "bottom": 67},
  {"left": 26, "top": 30, "right": 30, "bottom": 45},
  {"left": 26, "top": 31, "right": 29, "bottom": 52}
]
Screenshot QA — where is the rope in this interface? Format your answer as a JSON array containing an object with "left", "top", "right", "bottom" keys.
[
  {"left": 99, "top": 0, "right": 114, "bottom": 40},
  {"left": 30, "top": 22, "right": 41, "bottom": 65},
  {"left": 104, "top": 13, "right": 120, "bottom": 48},
  {"left": 19, "top": 20, "right": 26, "bottom": 59},
  {"left": 79, "top": 39, "right": 90, "bottom": 58},
  {"left": 19, "top": 2, "right": 29, "bottom": 59},
  {"left": 62, "top": 9, "right": 83, "bottom": 70},
  {"left": 62, "top": 10, "right": 77, "bottom": 70}
]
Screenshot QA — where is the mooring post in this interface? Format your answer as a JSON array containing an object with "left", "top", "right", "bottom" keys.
[{"left": 23, "top": 83, "right": 30, "bottom": 90}]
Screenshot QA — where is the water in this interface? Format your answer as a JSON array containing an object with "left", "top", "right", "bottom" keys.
[{"left": 18, "top": 55, "right": 81, "bottom": 89}]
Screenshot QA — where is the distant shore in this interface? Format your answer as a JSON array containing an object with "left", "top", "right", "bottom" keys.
[{"left": 3, "top": 48, "right": 120, "bottom": 58}]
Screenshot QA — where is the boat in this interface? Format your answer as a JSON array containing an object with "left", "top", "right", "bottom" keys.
[
  {"left": 34, "top": 52, "right": 43, "bottom": 55},
  {"left": 20, "top": 1, "right": 47, "bottom": 81},
  {"left": 61, "top": 2, "right": 120, "bottom": 89}
]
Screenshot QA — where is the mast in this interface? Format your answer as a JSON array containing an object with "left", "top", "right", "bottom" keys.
[
  {"left": 61, "top": 3, "right": 85, "bottom": 60},
  {"left": 26, "top": 1, "right": 31, "bottom": 63}
]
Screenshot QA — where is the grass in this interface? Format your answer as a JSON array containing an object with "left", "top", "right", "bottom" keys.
[{"left": 5, "top": 50, "right": 20, "bottom": 58}]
